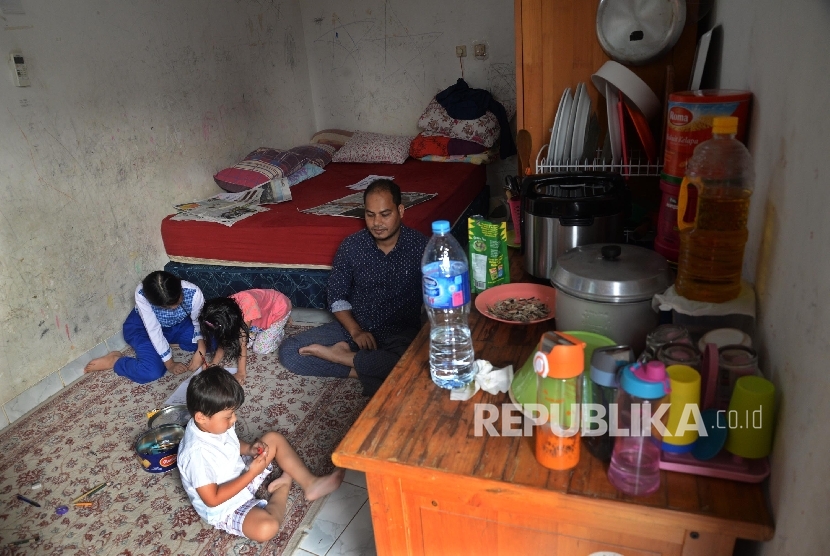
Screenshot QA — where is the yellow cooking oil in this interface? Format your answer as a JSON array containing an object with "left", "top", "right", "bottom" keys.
[{"left": 674, "top": 116, "right": 754, "bottom": 303}]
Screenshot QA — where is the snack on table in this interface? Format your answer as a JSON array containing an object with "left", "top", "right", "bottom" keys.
[{"left": 486, "top": 297, "right": 550, "bottom": 322}]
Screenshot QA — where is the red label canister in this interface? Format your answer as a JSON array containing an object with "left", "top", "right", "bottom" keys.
[{"left": 663, "top": 90, "right": 752, "bottom": 180}]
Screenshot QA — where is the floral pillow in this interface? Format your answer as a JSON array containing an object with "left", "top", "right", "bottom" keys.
[
  {"left": 417, "top": 98, "right": 516, "bottom": 147},
  {"left": 214, "top": 147, "right": 306, "bottom": 192},
  {"left": 331, "top": 131, "right": 414, "bottom": 164}
]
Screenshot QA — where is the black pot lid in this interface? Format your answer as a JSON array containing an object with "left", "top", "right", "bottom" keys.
[{"left": 551, "top": 244, "right": 673, "bottom": 303}]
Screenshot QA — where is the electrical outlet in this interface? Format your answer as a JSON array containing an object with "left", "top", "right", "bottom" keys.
[
  {"left": 474, "top": 43, "right": 487, "bottom": 59},
  {"left": 455, "top": 45, "right": 467, "bottom": 58}
]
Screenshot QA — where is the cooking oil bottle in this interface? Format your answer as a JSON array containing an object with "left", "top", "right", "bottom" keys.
[{"left": 675, "top": 116, "right": 754, "bottom": 303}]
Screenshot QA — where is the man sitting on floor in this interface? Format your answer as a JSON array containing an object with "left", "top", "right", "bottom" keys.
[{"left": 278, "top": 179, "right": 428, "bottom": 396}]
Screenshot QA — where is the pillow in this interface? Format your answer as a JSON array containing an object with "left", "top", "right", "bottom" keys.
[
  {"left": 214, "top": 148, "right": 306, "bottom": 192},
  {"left": 417, "top": 98, "right": 517, "bottom": 147},
  {"left": 310, "top": 129, "right": 353, "bottom": 150},
  {"left": 331, "top": 131, "right": 414, "bottom": 164},
  {"left": 285, "top": 162, "right": 325, "bottom": 187},
  {"left": 409, "top": 133, "right": 487, "bottom": 158},
  {"left": 289, "top": 143, "right": 336, "bottom": 168}
]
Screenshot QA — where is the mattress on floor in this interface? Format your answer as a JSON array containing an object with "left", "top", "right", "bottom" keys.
[{"left": 161, "top": 159, "right": 487, "bottom": 268}]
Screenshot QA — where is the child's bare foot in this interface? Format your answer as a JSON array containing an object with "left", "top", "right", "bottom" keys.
[
  {"left": 304, "top": 468, "right": 345, "bottom": 501},
  {"left": 84, "top": 351, "right": 122, "bottom": 373},
  {"left": 268, "top": 472, "right": 293, "bottom": 495}
]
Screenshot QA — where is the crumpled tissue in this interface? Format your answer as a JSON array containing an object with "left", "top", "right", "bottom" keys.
[{"left": 450, "top": 360, "right": 514, "bottom": 401}]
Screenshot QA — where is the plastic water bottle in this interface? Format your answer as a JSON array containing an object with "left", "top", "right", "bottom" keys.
[
  {"left": 422, "top": 220, "right": 475, "bottom": 389},
  {"left": 607, "top": 361, "right": 671, "bottom": 497}
]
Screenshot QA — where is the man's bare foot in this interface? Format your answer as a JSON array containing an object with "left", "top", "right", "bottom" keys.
[
  {"left": 298, "top": 342, "right": 355, "bottom": 366},
  {"left": 84, "top": 351, "right": 122, "bottom": 373},
  {"left": 268, "top": 471, "right": 293, "bottom": 495},
  {"left": 304, "top": 468, "right": 345, "bottom": 501}
]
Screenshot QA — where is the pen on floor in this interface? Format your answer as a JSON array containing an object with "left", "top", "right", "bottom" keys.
[
  {"left": 73, "top": 501, "right": 93, "bottom": 507},
  {"left": 71, "top": 481, "right": 109, "bottom": 503},
  {"left": 16, "top": 494, "right": 41, "bottom": 508},
  {"left": 9, "top": 536, "right": 39, "bottom": 546}
]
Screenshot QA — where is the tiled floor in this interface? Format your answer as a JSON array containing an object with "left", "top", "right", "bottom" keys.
[
  {"left": 289, "top": 469, "right": 376, "bottom": 556},
  {"left": 287, "top": 309, "right": 377, "bottom": 555}
]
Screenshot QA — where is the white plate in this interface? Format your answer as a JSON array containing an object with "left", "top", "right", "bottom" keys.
[
  {"left": 553, "top": 88, "right": 573, "bottom": 164},
  {"left": 547, "top": 89, "right": 569, "bottom": 164},
  {"left": 560, "top": 87, "right": 578, "bottom": 164},
  {"left": 591, "top": 60, "right": 661, "bottom": 121},
  {"left": 605, "top": 82, "right": 622, "bottom": 163},
  {"left": 570, "top": 83, "right": 592, "bottom": 162}
]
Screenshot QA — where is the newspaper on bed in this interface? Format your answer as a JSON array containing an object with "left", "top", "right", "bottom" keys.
[
  {"left": 171, "top": 178, "right": 292, "bottom": 226},
  {"left": 301, "top": 191, "right": 437, "bottom": 218},
  {"left": 346, "top": 175, "right": 395, "bottom": 190}
]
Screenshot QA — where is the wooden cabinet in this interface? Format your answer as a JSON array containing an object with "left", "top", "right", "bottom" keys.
[
  {"left": 333, "top": 250, "right": 774, "bottom": 556},
  {"left": 515, "top": 0, "right": 698, "bottom": 172}
]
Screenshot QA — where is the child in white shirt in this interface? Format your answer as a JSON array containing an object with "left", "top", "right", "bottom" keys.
[{"left": 177, "top": 366, "right": 344, "bottom": 542}]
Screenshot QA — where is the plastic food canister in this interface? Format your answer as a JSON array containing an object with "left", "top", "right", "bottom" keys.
[
  {"left": 551, "top": 244, "right": 673, "bottom": 355},
  {"left": 663, "top": 90, "right": 752, "bottom": 180}
]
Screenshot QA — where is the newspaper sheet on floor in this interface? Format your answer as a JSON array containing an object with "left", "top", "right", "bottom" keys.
[
  {"left": 171, "top": 179, "right": 292, "bottom": 226},
  {"left": 346, "top": 175, "right": 395, "bottom": 190},
  {"left": 301, "top": 191, "right": 436, "bottom": 218}
]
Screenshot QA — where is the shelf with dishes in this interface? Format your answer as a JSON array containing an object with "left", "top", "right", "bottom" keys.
[{"left": 534, "top": 64, "right": 662, "bottom": 177}]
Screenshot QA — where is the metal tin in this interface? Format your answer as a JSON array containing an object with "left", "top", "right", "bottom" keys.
[
  {"left": 147, "top": 405, "right": 191, "bottom": 429},
  {"left": 663, "top": 90, "right": 752, "bottom": 179},
  {"left": 134, "top": 424, "right": 185, "bottom": 474}
]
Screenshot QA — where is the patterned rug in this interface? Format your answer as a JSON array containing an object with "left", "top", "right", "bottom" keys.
[{"left": 0, "top": 325, "right": 368, "bottom": 555}]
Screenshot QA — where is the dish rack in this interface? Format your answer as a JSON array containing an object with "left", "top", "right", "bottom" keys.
[{"left": 535, "top": 144, "right": 663, "bottom": 177}]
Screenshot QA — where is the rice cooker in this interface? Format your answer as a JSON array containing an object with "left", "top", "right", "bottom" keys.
[
  {"left": 551, "top": 244, "right": 673, "bottom": 354},
  {"left": 522, "top": 172, "right": 629, "bottom": 279}
]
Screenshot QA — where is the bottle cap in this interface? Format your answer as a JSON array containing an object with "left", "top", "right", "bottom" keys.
[
  {"left": 712, "top": 116, "right": 738, "bottom": 135},
  {"left": 533, "top": 331, "right": 586, "bottom": 379},
  {"left": 590, "top": 345, "right": 634, "bottom": 387},
  {"left": 431, "top": 220, "right": 451, "bottom": 234},
  {"left": 620, "top": 361, "right": 671, "bottom": 399}
]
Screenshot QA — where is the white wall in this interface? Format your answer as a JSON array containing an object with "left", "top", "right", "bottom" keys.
[
  {"left": 711, "top": 0, "right": 830, "bottom": 553},
  {"left": 298, "top": 0, "right": 517, "bottom": 193},
  {"left": 0, "top": 0, "right": 315, "bottom": 405}
]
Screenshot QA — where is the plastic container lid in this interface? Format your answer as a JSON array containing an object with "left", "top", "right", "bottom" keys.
[
  {"left": 551, "top": 244, "right": 673, "bottom": 303},
  {"left": 431, "top": 220, "right": 450, "bottom": 234},
  {"left": 590, "top": 345, "right": 634, "bottom": 387},
  {"left": 620, "top": 361, "right": 670, "bottom": 399},
  {"left": 698, "top": 328, "right": 752, "bottom": 353},
  {"left": 533, "top": 331, "right": 586, "bottom": 379}
]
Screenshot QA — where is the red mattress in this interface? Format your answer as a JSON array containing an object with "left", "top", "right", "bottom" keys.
[{"left": 161, "top": 159, "right": 486, "bottom": 268}]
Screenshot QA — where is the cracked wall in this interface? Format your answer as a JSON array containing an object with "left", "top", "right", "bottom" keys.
[{"left": 0, "top": 0, "right": 315, "bottom": 404}]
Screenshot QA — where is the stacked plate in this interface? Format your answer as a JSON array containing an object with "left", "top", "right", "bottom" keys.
[{"left": 546, "top": 82, "right": 599, "bottom": 166}]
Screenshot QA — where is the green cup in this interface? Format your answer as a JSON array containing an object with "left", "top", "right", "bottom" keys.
[{"left": 724, "top": 375, "right": 776, "bottom": 459}]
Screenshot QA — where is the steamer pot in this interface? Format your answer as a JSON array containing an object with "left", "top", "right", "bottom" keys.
[{"left": 551, "top": 244, "right": 673, "bottom": 354}]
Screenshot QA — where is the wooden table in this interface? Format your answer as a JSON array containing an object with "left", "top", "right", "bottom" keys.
[{"left": 333, "top": 249, "right": 774, "bottom": 555}]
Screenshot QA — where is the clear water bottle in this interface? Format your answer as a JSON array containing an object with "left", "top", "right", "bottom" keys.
[
  {"left": 422, "top": 220, "right": 475, "bottom": 389},
  {"left": 607, "top": 361, "right": 671, "bottom": 496}
]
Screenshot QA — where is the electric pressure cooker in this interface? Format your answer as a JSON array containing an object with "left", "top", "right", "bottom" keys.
[{"left": 522, "top": 172, "right": 629, "bottom": 279}]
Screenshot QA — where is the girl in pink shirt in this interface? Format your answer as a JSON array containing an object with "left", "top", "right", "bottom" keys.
[{"left": 199, "top": 289, "right": 292, "bottom": 384}]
